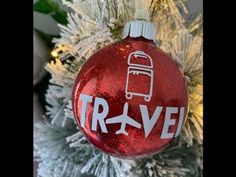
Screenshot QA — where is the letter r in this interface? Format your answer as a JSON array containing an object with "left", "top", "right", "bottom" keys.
[{"left": 92, "top": 97, "right": 109, "bottom": 133}]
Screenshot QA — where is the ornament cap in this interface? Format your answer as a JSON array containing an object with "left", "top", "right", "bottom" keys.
[{"left": 122, "top": 20, "right": 156, "bottom": 41}]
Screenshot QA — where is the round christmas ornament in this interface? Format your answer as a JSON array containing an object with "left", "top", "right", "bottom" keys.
[{"left": 72, "top": 19, "right": 188, "bottom": 159}]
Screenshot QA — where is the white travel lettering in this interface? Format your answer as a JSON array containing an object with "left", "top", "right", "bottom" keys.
[
  {"left": 78, "top": 94, "right": 185, "bottom": 139},
  {"left": 140, "top": 105, "right": 163, "bottom": 137},
  {"left": 79, "top": 94, "right": 93, "bottom": 128},
  {"left": 174, "top": 107, "right": 185, "bottom": 137},
  {"left": 91, "top": 97, "right": 109, "bottom": 133},
  {"left": 160, "top": 107, "right": 178, "bottom": 139}
]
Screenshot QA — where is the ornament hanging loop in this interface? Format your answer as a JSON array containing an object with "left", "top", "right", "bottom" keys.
[{"left": 133, "top": 0, "right": 150, "bottom": 20}]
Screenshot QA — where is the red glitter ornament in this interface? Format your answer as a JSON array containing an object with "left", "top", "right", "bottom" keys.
[{"left": 72, "top": 20, "right": 188, "bottom": 159}]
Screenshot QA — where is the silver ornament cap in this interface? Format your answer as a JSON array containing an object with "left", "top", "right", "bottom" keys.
[{"left": 122, "top": 20, "right": 156, "bottom": 41}]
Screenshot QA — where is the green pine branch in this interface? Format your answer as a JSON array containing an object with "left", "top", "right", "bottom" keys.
[{"left": 34, "top": 0, "right": 68, "bottom": 25}]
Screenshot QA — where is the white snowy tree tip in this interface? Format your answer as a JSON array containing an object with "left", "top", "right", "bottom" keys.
[{"left": 133, "top": 0, "right": 150, "bottom": 20}]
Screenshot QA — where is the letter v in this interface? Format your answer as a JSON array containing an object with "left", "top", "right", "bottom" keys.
[{"left": 140, "top": 105, "right": 163, "bottom": 138}]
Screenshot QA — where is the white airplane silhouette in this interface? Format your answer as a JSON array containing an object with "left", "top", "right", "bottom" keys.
[{"left": 106, "top": 102, "right": 141, "bottom": 136}]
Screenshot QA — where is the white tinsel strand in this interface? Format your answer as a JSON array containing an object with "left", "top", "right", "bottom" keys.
[
  {"left": 65, "top": 131, "right": 135, "bottom": 177},
  {"left": 34, "top": 121, "right": 83, "bottom": 177},
  {"left": 36, "top": 117, "right": 137, "bottom": 177},
  {"left": 161, "top": 29, "right": 203, "bottom": 85},
  {"left": 132, "top": 138, "right": 202, "bottom": 177},
  {"left": 46, "top": 58, "right": 77, "bottom": 87},
  {"left": 45, "top": 85, "right": 74, "bottom": 127},
  {"left": 60, "top": 0, "right": 134, "bottom": 37},
  {"left": 80, "top": 152, "right": 135, "bottom": 177},
  {"left": 187, "top": 14, "right": 203, "bottom": 36},
  {"left": 149, "top": 0, "right": 189, "bottom": 43},
  {"left": 66, "top": 131, "right": 87, "bottom": 148},
  {"left": 64, "top": 100, "right": 76, "bottom": 121}
]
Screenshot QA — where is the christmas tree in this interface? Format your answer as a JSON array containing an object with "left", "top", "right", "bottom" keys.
[{"left": 34, "top": 0, "right": 203, "bottom": 176}]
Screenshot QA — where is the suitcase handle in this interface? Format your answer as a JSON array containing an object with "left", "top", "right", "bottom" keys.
[{"left": 128, "top": 51, "right": 153, "bottom": 68}]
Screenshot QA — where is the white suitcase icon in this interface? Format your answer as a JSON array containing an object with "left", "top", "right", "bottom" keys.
[{"left": 125, "top": 51, "right": 154, "bottom": 102}]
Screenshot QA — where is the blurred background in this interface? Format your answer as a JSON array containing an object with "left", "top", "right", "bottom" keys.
[{"left": 33, "top": 0, "right": 202, "bottom": 176}]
